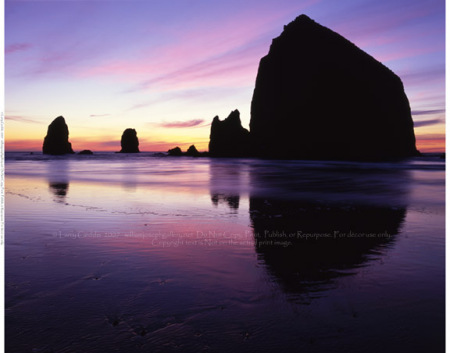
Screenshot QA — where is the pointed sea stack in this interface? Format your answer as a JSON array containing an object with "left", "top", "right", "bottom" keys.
[
  {"left": 186, "top": 145, "right": 200, "bottom": 157},
  {"left": 250, "top": 14, "right": 419, "bottom": 160},
  {"left": 120, "top": 128, "right": 140, "bottom": 153},
  {"left": 42, "top": 116, "right": 74, "bottom": 155},
  {"left": 209, "top": 110, "right": 250, "bottom": 157}
]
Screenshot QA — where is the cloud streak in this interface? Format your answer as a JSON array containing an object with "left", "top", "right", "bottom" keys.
[
  {"left": 89, "top": 114, "right": 111, "bottom": 117},
  {"left": 412, "top": 109, "right": 445, "bottom": 116},
  {"left": 5, "top": 43, "right": 32, "bottom": 54},
  {"left": 159, "top": 119, "right": 205, "bottom": 128},
  {"left": 5, "top": 115, "right": 42, "bottom": 124},
  {"left": 413, "top": 119, "right": 443, "bottom": 128},
  {"left": 82, "top": 2, "right": 316, "bottom": 92}
]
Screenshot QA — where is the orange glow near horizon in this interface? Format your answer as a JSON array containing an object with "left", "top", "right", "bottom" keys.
[
  {"left": 5, "top": 115, "right": 212, "bottom": 152},
  {"left": 5, "top": 114, "right": 444, "bottom": 154},
  {"left": 415, "top": 135, "right": 445, "bottom": 153},
  {"left": 4, "top": 137, "right": 210, "bottom": 153},
  {"left": 5, "top": 134, "right": 444, "bottom": 154}
]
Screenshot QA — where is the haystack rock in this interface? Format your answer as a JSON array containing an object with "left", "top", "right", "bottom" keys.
[
  {"left": 42, "top": 116, "right": 74, "bottom": 155},
  {"left": 120, "top": 128, "right": 139, "bottom": 153},
  {"left": 209, "top": 110, "right": 250, "bottom": 157},
  {"left": 250, "top": 14, "right": 419, "bottom": 160}
]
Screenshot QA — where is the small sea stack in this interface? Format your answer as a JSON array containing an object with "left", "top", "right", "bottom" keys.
[
  {"left": 119, "top": 128, "right": 140, "bottom": 153},
  {"left": 42, "top": 116, "right": 74, "bottom": 155},
  {"left": 168, "top": 147, "right": 183, "bottom": 156},
  {"left": 185, "top": 145, "right": 200, "bottom": 157},
  {"left": 78, "top": 150, "right": 93, "bottom": 155}
]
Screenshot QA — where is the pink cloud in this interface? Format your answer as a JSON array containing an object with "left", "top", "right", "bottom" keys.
[
  {"left": 407, "top": 90, "right": 445, "bottom": 109},
  {"left": 89, "top": 114, "right": 111, "bottom": 117},
  {"left": 400, "top": 66, "right": 444, "bottom": 86},
  {"left": 82, "top": 29, "right": 261, "bottom": 87},
  {"left": 160, "top": 119, "right": 204, "bottom": 128},
  {"left": 79, "top": 1, "right": 317, "bottom": 91},
  {"left": 131, "top": 45, "right": 260, "bottom": 92},
  {"left": 127, "top": 102, "right": 152, "bottom": 111},
  {"left": 5, "top": 115, "right": 41, "bottom": 124},
  {"left": 5, "top": 43, "right": 32, "bottom": 54},
  {"left": 32, "top": 51, "right": 79, "bottom": 75},
  {"left": 125, "top": 87, "right": 237, "bottom": 112}
]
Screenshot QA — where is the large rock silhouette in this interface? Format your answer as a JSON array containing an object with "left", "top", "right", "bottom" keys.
[
  {"left": 249, "top": 14, "right": 419, "bottom": 160},
  {"left": 119, "top": 128, "right": 140, "bottom": 153},
  {"left": 209, "top": 109, "right": 250, "bottom": 157},
  {"left": 42, "top": 116, "right": 74, "bottom": 155}
]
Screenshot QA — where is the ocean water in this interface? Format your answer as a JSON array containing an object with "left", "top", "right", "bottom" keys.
[{"left": 4, "top": 152, "right": 445, "bottom": 353}]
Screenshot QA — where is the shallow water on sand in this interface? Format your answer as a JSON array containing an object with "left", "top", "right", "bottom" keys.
[{"left": 5, "top": 152, "right": 445, "bottom": 352}]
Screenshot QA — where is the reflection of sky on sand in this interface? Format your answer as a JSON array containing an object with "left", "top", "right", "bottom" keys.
[
  {"left": 46, "top": 158, "right": 70, "bottom": 203},
  {"left": 209, "top": 159, "right": 251, "bottom": 214},
  {"left": 6, "top": 171, "right": 252, "bottom": 243},
  {"left": 206, "top": 160, "right": 413, "bottom": 301},
  {"left": 5, "top": 156, "right": 445, "bottom": 353}
]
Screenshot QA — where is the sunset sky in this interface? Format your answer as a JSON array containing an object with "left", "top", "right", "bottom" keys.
[{"left": 5, "top": 0, "right": 445, "bottom": 152}]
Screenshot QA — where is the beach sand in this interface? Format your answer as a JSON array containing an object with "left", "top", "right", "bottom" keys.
[{"left": 5, "top": 153, "right": 445, "bottom": 352}]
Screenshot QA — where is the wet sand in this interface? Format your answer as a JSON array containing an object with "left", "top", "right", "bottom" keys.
[{"left": 5, "top": 153, "right": 445, "bottom": 352}]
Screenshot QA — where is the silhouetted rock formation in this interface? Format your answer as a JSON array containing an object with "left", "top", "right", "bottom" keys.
[
  {"left": 167, "top": 145, "right": 208, "bottom": 157},
  {"left": 250, "top": 196, "right": 406, "bottom": 298},
  {"left": 186, "top": 145, "right": 200, "bottom": 157},
  {"left": 249, "top": 14, "right": 419, "bottom": 160},
  {"left": 168, "top": 146, "right": 183, "bottom": 156},
  {"left": 42, "top": 116, "right": 74, "bottom": 155},
  {"left": 78, "top": 150, "right": 93, "bottom": 155},
  {"left": 247, "top": 162, "right": 411, "bottom": 299},
  {"left": 209, "top": 110, "right": 251, "bottom": 157},
  {"left": 119, "top": 128, "right": 139, "bottom": 153}
]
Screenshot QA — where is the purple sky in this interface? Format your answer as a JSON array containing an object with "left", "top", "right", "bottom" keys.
[{"left": 5, "top": 0, "right": 445, "bottom": 152}]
